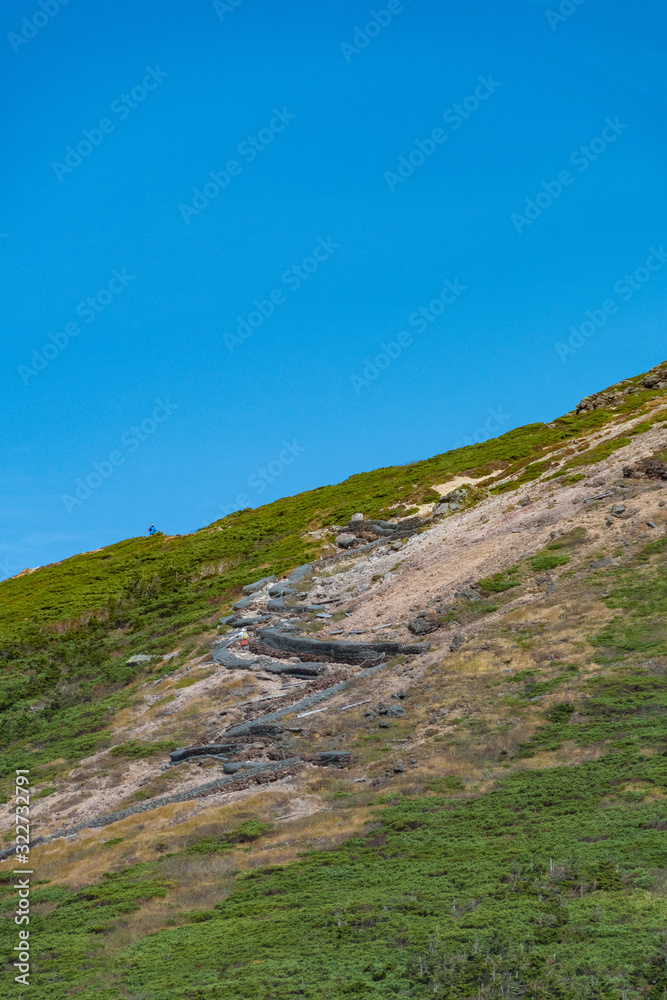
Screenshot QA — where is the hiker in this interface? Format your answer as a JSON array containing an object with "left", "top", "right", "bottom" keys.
[
  {"left": 239, "top": 629, "right": 249, "bottom": 651},
  {"left": 148, "top": 524, "right": 157, "bottom": 536}
]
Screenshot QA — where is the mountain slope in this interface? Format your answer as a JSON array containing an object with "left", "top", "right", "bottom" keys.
[{"left": 2, "top": 360, "right": 667, "bottom": 998}]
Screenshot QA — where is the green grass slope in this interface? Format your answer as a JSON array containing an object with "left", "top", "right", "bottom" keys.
[{"left": 3, "top": 536, "right": 667, "bottom": 998}]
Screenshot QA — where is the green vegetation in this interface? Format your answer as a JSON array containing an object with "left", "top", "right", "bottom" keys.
[
  {"left": 478, "top": 567, "right": 521, "bottom": 593},
  {"left": 6, "top": 749, "right": 667, "bottom": 998},
  {"left": 531, "top": 551, "right": 570, "bottom": 572},
  {"left": 560, "top": 435, "right": 631, "bottom": 472},
  {"left": 185, "top": 819, "right": 271, "bottom": 854},
  {"left": 109, "top": 739, "right": 180, "bottom": 759}
]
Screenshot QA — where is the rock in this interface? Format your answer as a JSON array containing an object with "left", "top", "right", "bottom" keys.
[
  {"left": 372, "top": 702, "right": 406, "bottom": 718},
  {"left": 519, "top": 496, "right": 531, "bottom": 506},
  {"left": 211, "top": 645, "right": 259, "bottom": 670},
  {"left": 232, "top": 595, "right": 256, "bottom": 611},
  {"left": 378, "top": 719, "right": 391, "bottom": 728},
  {"left": 170, "top": 744, "right": 240, "bottom": 763},
  {"left": 450, "top": 632, "right": 465, "bottom": 652},
  {"left": 455, "top": 588, "right": 480, "bottom": 602},
  {"left": 242, "top": 575, "right": 277, "bottom": 595},
  {"left": 408, "top": 611, "right": 440, "bottom": 635},
  {"left": 222, "top": 761, "right": 262, "bottom": 774},
  {"left": 576, "top": 388, "right": 625, "bottom": 412},
  {"left": 268, "top": 583, "right": 297, "bottom": 598},
  {"left": 624, "top": 459, "right": 667, "bottom": 481},
  {"left": 641, "top": 364, "right": 667, "bottom": 389},
  {"left": 434, "top": 502, "right": 460, "bottom": 515},
  {"left": 263, "top": 662, "right": 326, "bottom": 678},
  {"left": 392, "top": 690, "right": 407, "bottom": 699},
  {"left": 258, "top": 627, "right": 429, "bottom": 665},
  {"left": 288, "top": 564, "right": 312, "bottom": 585},
  {"left": 126, "top": 654, "right": 154, "bottom": 666},
  {"left": 335, "top": 533, "right": 358, "bottom": 549},
  {"left": 439, "top": 488, "right": 468, "bottom": 504},
  {"left": 611, "top": 505, "right": 626, "bottom": 517},
  {"left": 227, "top": 615, "right": 272, "bottom": 627},
  {"left": 315, "top": 750, "right": 351, "bottom": 767},
  {"left": 350, "top": 513, "right": 364, "bottom": 522},
  {"left": 266, "top": 597, "right": 309, "bottom": 613},
  {"left": 590, "top": 557, "right": 616, "bottom": 569},
  {"left": 245, "top": 723, "right": 284, "bottom": 738}
]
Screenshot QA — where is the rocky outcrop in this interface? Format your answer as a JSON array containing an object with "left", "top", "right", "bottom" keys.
[
  {"left": 335, "top": 533, "right": 358, "bottom": 549},
  {"left": 408, "top": 611, "right": 441, "bottom": 635},
  {"left": 170, "top": 743, "right": 242, "bottom": 763},
  {"left": 576, "top": 365, "right": 667, "bottom": 413},
  {"left": 258, "top": 627, "right": 428, "bottom": 665},
  {"left": 211, "top": 642, "right": 326, "bottom": 678},
  {"left": 623, "top": 458, "right": 667, "bottom": 480},
  {"left": 332, "top": 515, "right": 427, "bottom": 550},
  {"left": 640, "top": 364, "right": 667, "bottom": 390}
]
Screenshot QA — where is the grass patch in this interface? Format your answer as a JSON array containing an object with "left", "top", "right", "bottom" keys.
[
  {"left": 109, "top": 739, "right": 179, "bottom": 759},
  {"left": 185, "top": 820, "right": 272, "bottom": 854},
  {"left": 531, "top": 552, "right": 570, "bottom": 572},
  {"left": 477, "top": 566, "right": 521, "bottom": 593}
]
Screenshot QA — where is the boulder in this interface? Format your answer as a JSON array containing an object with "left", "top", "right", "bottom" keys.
[
  {"left": 438, "top": 489, "right": 468, "bottom": 504},
  {"left": 242, "top": 575, "right": 277, "bottom": 595},
  {"left": 223, "top": 761, "right": 263, "bottom": 774},
  {"left": 386, "top": 704, "right": 406, "bottom": 718},
  {"left": 408, "top": 611, "right": 441, "bottom": 635},
  {"left": 349, "top": 513, "right": 364, "bottom": 522},
  {"left": 288, "top": 564, "right": 312, "bottom": 585},
  {"left": 267, "top": 597, "right": 308, "bottom": 613},
  {"left": 455, "top": 588, "right": 480, "bottom": 602},
  {"left": 232, "top": 595, "right": 257, "bottom": 611},
  {"left": 211, "top": 645, "right": 259, "bottom": 670},
  {"left": 268, "top": 583, "right": 297, "bottom": 598},
  {"left": 434, "top": 502, "right": 459, "bottom": 515},
  {"left": 624, "top": 459, "right": 667, "bottom": 481},
  {"left": 335, "top": 533, "right": 358, "bottom": 549},
  {"left": 450, "top": 632, "right": 466, "bottom": 652}
]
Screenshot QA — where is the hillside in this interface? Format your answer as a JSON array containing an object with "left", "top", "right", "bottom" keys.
[{"left": 2, "top": 360, "right": 667, "bottom": 998}]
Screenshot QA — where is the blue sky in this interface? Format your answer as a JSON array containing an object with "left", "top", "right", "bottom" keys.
[{"left": 1, "top": 0, "right": 666, "bottom": 576}]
